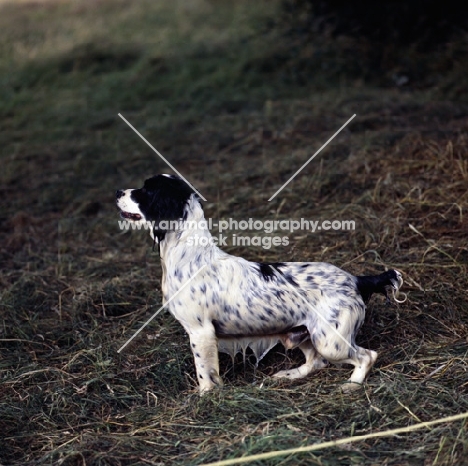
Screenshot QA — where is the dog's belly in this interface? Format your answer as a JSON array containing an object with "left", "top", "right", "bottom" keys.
[
  {"left": 216, "top": 324, "right": 309, "bottom": 347},
  {"left": 217, "top": 326, "right": 310, "bottom": 363},
  {"left": 212, "top": 317, "right": 298, "bottom": 337}
]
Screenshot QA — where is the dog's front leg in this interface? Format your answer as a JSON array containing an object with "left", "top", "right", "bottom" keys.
[{"left": 188, "top": 326, "right": 223, "bottom": 394}]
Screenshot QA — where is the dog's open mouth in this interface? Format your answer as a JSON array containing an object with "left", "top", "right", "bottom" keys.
[{"left": 120, "top": 211, "right": 142, "bottom": 221}]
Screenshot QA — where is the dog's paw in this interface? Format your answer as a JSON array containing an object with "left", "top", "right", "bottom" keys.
[
  {"left": 341, "top": 381, "right": 363, "bottom": 393},
  {"left": 209, "top": 369, "right": 224, "bottom": 387},
  {"left": 272, "top": 368, "right": 304, "bottom": 379},
  {"left": 198, "top": 369, "right": 224, "bottom": 395}
]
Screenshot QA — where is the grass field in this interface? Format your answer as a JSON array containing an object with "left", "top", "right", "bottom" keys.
[{"left": 1, "top": 1, "right": 468, "bottom": 464}]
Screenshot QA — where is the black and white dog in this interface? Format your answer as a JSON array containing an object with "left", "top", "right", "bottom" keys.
[{"left": 116, "top": 174, "right": 405, "bottom": 393}]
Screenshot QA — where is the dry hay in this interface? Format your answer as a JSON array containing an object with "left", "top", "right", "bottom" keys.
[{"left": 1, "top": 1, "right": 468, "bottom": 465}]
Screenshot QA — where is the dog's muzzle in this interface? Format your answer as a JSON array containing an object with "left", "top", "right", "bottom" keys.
[{"left": 116, "top": 190, "right": 143, "bottom": 221}]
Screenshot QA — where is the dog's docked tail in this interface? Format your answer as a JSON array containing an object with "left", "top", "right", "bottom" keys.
[{"left": 356, "top": 270, "right": 407, "bottom": 304}]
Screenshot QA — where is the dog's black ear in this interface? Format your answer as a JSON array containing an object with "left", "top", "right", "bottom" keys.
[{"left": 132, "top": 174, "right": 197, "bottom": 225}]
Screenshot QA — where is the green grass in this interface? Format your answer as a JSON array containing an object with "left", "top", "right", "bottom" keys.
[{"left": 1, "top": 1, "right": 468, "bottom": 465}]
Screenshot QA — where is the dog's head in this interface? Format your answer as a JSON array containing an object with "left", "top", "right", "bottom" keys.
[{"left": 116, "top": 174, "right": 197, "bottom": 235}]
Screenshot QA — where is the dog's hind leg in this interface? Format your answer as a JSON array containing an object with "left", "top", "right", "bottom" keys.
[
  {"left": 338, "top": 346, "right": 378, "bottom": 392},
  {"left": 188, "top": 326, "right": 223, "bottom": 394},
  {"left": 314, "top": 332, "right": 377, "bottom": 391},
  {"left": 273, "top": 340, "right": 328, "bottom": 379}
]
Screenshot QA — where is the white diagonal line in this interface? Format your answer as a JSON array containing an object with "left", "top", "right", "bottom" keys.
[
  {"left": 268, "top": 114, "right": 356, "bottom": 201},
  {"left": 118, "top": 113, "right": 207, "bottom": 201},
  {"left": 269, "top": 266, "right": 354, "bottom": 352},
  {"left": 117, "top": 264, "right": 207, "bottom": 353}
]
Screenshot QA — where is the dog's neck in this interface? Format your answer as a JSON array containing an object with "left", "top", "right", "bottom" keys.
[{"left": 155, "top": 195, "right": 222, "bottom": 269}]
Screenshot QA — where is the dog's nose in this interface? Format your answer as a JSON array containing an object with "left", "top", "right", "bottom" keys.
[{"left": 116, "top": 189, "right": 125, "bottom": 200}]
